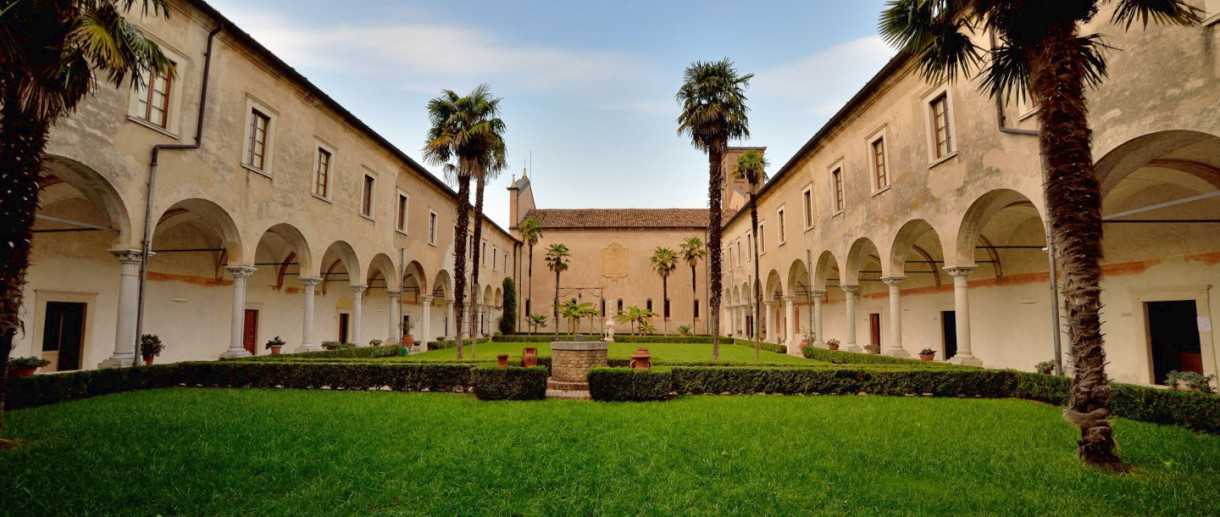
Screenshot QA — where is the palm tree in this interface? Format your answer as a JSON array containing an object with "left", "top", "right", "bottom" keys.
[
  {"left": 677, "top": 58, "right": 753, "bottom": 360},
  {"left": 528, "top": 313, "right": 548, "bottom": 334},
  {"left": 464, "top": 88, "right": 507, "bottom": 357},
  {"left": 0, "top": 0, "right": 174, "bottom": 441},
  {"left": 518, "top": 216, "right": 543, "bottom": 331},
  {"left": 650, "top": 247, "right": 678, "bottom": 335},
  {"left": 544, "top": 243, "right": 570, "bottom": 340},
  {"left": 879, "top": 0, "right": 1199, "bottom": 470},
  {"left": 423, "top": 84, "right": 503, "bottom": 359},
  {"left": 679, "top": 237, "right": 706, "bottom": 332},
  {"left": 735, "top": 149, "right": 769, "bottom": 361}
]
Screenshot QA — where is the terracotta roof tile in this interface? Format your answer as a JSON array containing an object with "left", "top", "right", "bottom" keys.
[{"left": 525, "top": 208, "right": 710, "bottom": 229}]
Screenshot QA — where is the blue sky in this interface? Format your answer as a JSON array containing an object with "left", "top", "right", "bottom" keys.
[{"left": 206, "top": 0, "right": 895, "bottom": 227}]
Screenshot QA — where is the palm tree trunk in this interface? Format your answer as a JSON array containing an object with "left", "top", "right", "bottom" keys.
[
  {"left": 662, "top": 276, "right": 668, "bottom": 335},
  {"left": 528, "top": 244, "right": 534, "bottom": 327},
  {"left": 452, "top": 175, "right": 471, "bottom": 359},
  {"left": 708, "top": 142, "right": 724, "bottom": 360},
  {"left": 553, "top": 270, "right": 560, "bottom": 340},
  {"left": 690, "top": 263, "right": 697, "bottom": 332},
  {"left": 1031, "top": 25, "right": 1123, "bottom": 471},
  {"left": 0, "top": 93, "right": 52, "bottom": 440},
  {"left": 750, "top": 188, "right": 761, "bottom": 362},
  {"left": 469, "top": 175, "right": 486, "bottom": 357}
]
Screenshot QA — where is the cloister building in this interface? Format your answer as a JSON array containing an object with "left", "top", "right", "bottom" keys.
[{"left": 15, "top": 0, "right": 1220, "bottom": 388}]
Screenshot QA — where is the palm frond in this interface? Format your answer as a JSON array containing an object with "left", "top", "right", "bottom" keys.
[
  {"left": 1078, "top": 34, "right": 1112, "bottom": 89},
  {"left": 977, "top": 41, "right": 1032, "bottom": 102},
  {"left": 1110, "top": 0, "right": 1201, "bottom": 29}
]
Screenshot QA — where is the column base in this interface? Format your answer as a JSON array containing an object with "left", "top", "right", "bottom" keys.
[
  {"left": 99, "top": 355, "right": 136, "bottom": 369},
  {"left": 887, "top": 348, "right": 910, "bottom": 358},
  {"left": 220, "top": 348, "right": 252, "bottom": 359},
  {"left": 295, "top": 344, "right": 322, "bottom": 353},
  {"left": 813, "top": 341, "right": 825, "bottom": 348},
  {"left": 949, "top": 354, "right": 983, "bottom": 366},
  {"left": 847, "top": 344, "right": 863, "bottom": 353}
]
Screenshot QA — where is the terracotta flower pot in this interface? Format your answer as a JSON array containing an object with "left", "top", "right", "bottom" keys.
[
  {"left": 143, "top": 357, "right": 154, "bottom": 366},
  {"left": 403, "top": 335, "right": 415, "bottom": 348},
  {"left": 10, "top": 367, "right": 36, "bottom": 378},
  {"left": 800, "top": 340, "right": 809, "bottom": 349},
  {"left": 270, "top": 345, "right": 283, "bottom": 356},
  {"left": 919, "top": 354, "right": 934, "bottom": 361},
  {"left": 629, "top": 348, "right": 652, "bottom": 370},
  {"left": 828, "top": 344, "right": 840, "bottom": 351},
  {"left": 522, "top": 347, "right": 539, "bottom": 367},
  {"left": 497, "top": 354, "right": 509, "bottom": 368}
]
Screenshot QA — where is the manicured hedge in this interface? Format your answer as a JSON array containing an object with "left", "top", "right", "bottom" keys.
[
  {"left": 427, "top": 337, "right": 491, "bottom": 350},
  {"left": 5, "top": 365, "right": 179, "bottom": 410},
  {"left": 588, "top": 368, "right": 673, "bottom": 401},
  {"left": 471, "top": 366, "right": 548, "bottom": 401},
  {"left": 235, "top": 345, "right": 405, "bottom": 361},
  {"left": 492, "top": 334, "right": 716, "bottom": 344},
  {"left": 801, "top": 346, "right": 957, "bottom": 367},
  {"left": 733, "top": 339, "right": 788, "bottom": 355},
  {"left": 173, "top": 362, "right": 473, "bottom": 392}
]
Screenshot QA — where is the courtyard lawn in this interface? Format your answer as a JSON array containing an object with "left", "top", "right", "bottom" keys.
[
  {"left": 3, "top": 390, "right": 1218, "bottom": 516},
  {"left": 398, "top": 340, "right": 812, "bottom": 364}
]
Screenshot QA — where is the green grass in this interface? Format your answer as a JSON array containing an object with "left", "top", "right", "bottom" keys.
[
  {"left": 3, "top": 389, "right": 1218, "bottom": 516},
  {"left": 398, "top": 340, "right": 811, "bottom": 364}
]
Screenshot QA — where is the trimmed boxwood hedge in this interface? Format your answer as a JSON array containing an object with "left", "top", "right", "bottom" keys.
[
  {"left": 235, "top": 345, "right": 405, "bottom": 361},
  {"left": 5, "top": 365, "right": 180, "bottom": 410},
  {"left": 801, "top": 345, "right": 958, "bottom": 366},
  {"left": 733, "top": 339, "right": 788, "bottom": 355},
  {"left": 471, "top": 366, "right": 548, "bottom": 400},
  {"left": 492, "top": 334, "right": 716, "bottom": 344},
  {"left": 588, "top": 368, "right": 673, "bottom": 401},
  {"left": 427, "top": 337, "right": 491, "bottom": 350}
]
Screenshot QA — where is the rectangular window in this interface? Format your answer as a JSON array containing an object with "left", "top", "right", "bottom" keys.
[
  {"left": 931, "top": 94, "right": 952, "bottom": 159},
  {"left": 396, "top": 193, "right": 408, "bottom": 232},
  {"left": 361, "top": 174, "right": 375, "bottom": 217},
  {"left": 664, "top": 299, "right": 670, "bottom": 318},
  {"left": 758, "top": 225, "right": 765, "bottom": 253},
  {"left": 428, "top": 211, "right": 438, "bottom": 245},
  {"left": 136, "top": 67, "right": 172, "bottom": 128},
  {"left": 245, "top": 109, "right": 270, "bottom": 169},
  {"left": 694, "top": 299, "right": 700, "bottom": 318},
  {"left": 777, "top": 209, "right": 786, "bottom": 243},
  {"left": 802, "top": 188, "right": 813, "bottom": 229},
  {"left": 872, "top": 138, "right": 888, "bottom": 189},
  {"left": 832, "top": 168, "right": 844, "bottom": 212},
  {"left": 493, "top": 247, "right": 498, "bottom": 270},
  {"left": 482, "top": 241, "right": 487, "bottom": 265},
  {"left": 314, "top": 148, "right": 331, "bottom": 197}
]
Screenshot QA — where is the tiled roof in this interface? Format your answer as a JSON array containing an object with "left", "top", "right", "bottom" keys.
[{"left": 526, "top": 208, "right": 710, "bottom": 229}]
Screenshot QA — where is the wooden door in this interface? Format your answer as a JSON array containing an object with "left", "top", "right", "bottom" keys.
[
  {"left": 869, "top": 313, "right": 881, "bottom": 346},
  {"left": 243, "top": 309, "right": 259, "bottom": 355},
  {"left": 339, "top": 313, "right": 350, "bottom": 343},
  {"left": 42, "top": 302, "right": 86, "bottom": 371}
]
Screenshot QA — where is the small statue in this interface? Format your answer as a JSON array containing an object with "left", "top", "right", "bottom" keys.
[{"left": 604, "top": 318, "right": 615, "bottom": 342}]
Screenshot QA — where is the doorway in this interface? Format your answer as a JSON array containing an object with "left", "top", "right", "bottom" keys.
[
  {"left": 339, "top": 312, "right": 350, "bottom": 343},
  {"left": 243, "top": 309, "right": 259, "bottom": 355},
  {"left": 1147, "top": 300, "right": 1203, "bottom": 385},
  {"left": 941, "top": 311, "right": 957, "bottom": 360},
  {"left": 42, "top": 302, "right": 86, "bottom": 371},
  {"left": 869, "top": 313, "right": 882, "bottom": 346}
]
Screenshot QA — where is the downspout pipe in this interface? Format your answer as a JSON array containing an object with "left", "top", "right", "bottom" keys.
[
  {"left": 133, "top": 24, "right": 223, "bottom": 366},
  {"left": 988, "top": 32, "right": 1063, "bottom": 375}
]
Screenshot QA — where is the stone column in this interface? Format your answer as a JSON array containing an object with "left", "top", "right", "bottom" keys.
[
  {"left": 812, "top": 290, "right": 826, "bottom": 347},
  {"left": 784, "top": 295, "right": 797, "bottom": 351},
  {"left": 296, "top": 277, "right": 322, "bottom": 352},
  {"left": 101, "top": 250, "right": 144, "bottom": 368},
  {"left": 446, "top": 299, "right": 455, "bottom": 339},
  {"left": 728, "top": 304, "right": 736, "bottom": 336},
  {"left": 764, "top": 300, "right": 777, "bottom": 343},
  {"left": 221, "top": 266, "right": 256, "bottom": 358},
  {"left": 350, "top": 284, "right": 367, "bottom": 346},
  {"left": 387, "top": 290, "right": 401, "bottom": 343},
  {"left": 420, "top": 295, "right": 433, "bottom": 349},
  {"left": 945, "top": 267, "right": 982, "bottom": 365},
  {"left": 842, "top": 284, "right": 860, "bottom": 352},
  {"left": 881, "top": 277, "right": 908, "bottom": 357}
]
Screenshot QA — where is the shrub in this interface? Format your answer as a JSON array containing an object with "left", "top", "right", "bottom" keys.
[
  {"left": 588, "top": 368, "right": 673, "bottom": 401},
  {"left": 140, "top": 334, "right": 164, "bottom": 359},
  {"left": 427, "top": 337, "right": 491, "bottom": 350},
  {"left": 1165, "top": 370, "right": 1216, "bottom": 394},
  {"left": 172, "top": 362, "right": 474, "bottom": 392},
  {"left": 235, "top": 345, "right": 402, "bottom": 361},
  {"left": 677, "top": 325, "right": 692, "bottom": 336},
  {"left": 1035, "top": 360, "right": 1056, "bottom": 375},
  {"left": 671, "top": 367, "right": 1016, "bottom": 396},
  {"left": 500, "top": 277, "right": 517, "bottom": 335},
  {"left": 7, "top": 356, "right": 51, "bottom": 369},
  {"left": 369, "top": 339, "right": 383, "bottom": 347},
  {"left": 471, "top": 365, "right": 548, "bottom": 401},
  {"left": 801, "top": 346, "right": 954, "bottom": 366},
  {"left": 265, "top": 336, "right": 286, "bottom": 350},
  {"left": 732, "top": 339, "right": 787, "bottom": 355},
  {"left": 5, "top": 365, "right": 179, "bottom": 410}
]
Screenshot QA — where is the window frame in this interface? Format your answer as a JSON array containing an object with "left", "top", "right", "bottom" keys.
[
  {"left": 923, "top": 86, "right": 957, "bottom": 166},
  {"left": 127, "top": 41, "right": 185, "bottom": 137},
  {"left": 801, "top": 185, "right": 814, "bottom": 231},
  {"left": 757, "top": 223, "right": 766, "bottom": 255},
  {"left": 312, "top": 140, "right": 336, "bottom": 201},
  {"left": 395, "top": 190, "right": 409, "bottom": 234},
  {"left": 829, "top": 162, "right": 845, "bottom": 215},
  {"left": 240, "top": 96, "right": 278, "bottom": 176},
  {"left": 868, "top": 126, "right": 892, "bottom": 194},
  {"left": 776, "top": 206, "right": 787, "bottom": 245},
  {"left": 428, "top": 210, "right": 438, "bottom": 246},
  {"left": 360, "top": 171, "right": 377, "bottom": 220}
]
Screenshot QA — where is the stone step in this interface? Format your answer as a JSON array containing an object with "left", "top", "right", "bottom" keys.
[{"left": 547, "top": 379, "right": 589, "bottom": 391}]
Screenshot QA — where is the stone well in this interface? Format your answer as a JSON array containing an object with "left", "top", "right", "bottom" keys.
[{"left": 546, "top": 340, "right": 608, "bottom": 398}]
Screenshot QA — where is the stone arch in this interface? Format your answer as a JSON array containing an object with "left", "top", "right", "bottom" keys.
[
  {"left": 956, "top": 189, "right": 1041, "bottom": 268},
  {"left": 153, "top": 198, "right": 244, "bottom": 266},
  {"left": 483, "top": 285, "right": 494, "bottom": 305},
  {"left": 252, "top": 223, "right": 313, "bottom": 289},
  {"left": 494, "top": 287, "right": 503, "bottom": 309},
  {"left": 431, "top": 270, "right": 453, "bottom": 300},
  {"left": 366, "top": 252, "right": 399, "bottom": 292},
  {"left": 39, "top": 154, "right": 133, "bottom": 247},
  {"left": 402, "top": 260, "right": 428, "bottom": 303},
  {"left": 844, "top": 237, "right": 883, "bottom": 286},
  {"left": 1097, "top": 130, "right": 1220, "bottom": 199},
  {"left": 319, "top": 241, "right": 361, "bottom": 293},
  {"left": 787, "top": 259, "right": 810, "bottom": 297},
  {"left": 813, "top": 251, "right": 840, "bottom": 291},
  {"left": 764, "top": 270, "right": 784, "bottom": 301},
  {"left": 889, "top": 219, "right": 948, "bottom": 282}
]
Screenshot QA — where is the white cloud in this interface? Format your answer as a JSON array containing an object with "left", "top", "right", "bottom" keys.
[{"left": 752, "top": 36, "right": 895, "bottom": 116}]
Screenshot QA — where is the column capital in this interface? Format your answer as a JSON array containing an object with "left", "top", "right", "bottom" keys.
[
  {"left": 110, "top": 249, "right": 148, "bottom": 264},
  {"left": 783, "top": 295, "right": 797, "bottom": 302},
  {"left": 351, "top": 284, "right": 369, "bottom": 295},
  {"left": 225, "top": 265, "right": 257, "bottom": 278},
  {"left": 764, "top": 299, "right": 777, "bottom": 307},
  {"left": 881, "top": 276, "right": 906, "bottom": 287},
  {"left": 840, "top": 284, "right": 860, "bottom": 294},
  {"left": 811, "top": 289, "right": 827, "bottom": 298},
  {"left": 386, "top": 290, "right": 402, "bottom": 298},
  {"left": 944, "top": 266, "right": 976, "bottom": 277},
  {"left": 422, "top": 295, "right": 435, "bottom": 302},
  {"left": 299, "top": 276, "right": 322, "bottom": 287}
]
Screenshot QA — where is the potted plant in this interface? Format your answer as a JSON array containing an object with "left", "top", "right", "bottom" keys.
[
  {"left": 402, "top": 319, "right": 416, "bottom": 349},
  {"left": 7, "top": 356, "right": 50, "bottom": 377},
  {"left": 265, "top": 335, "right": 286, "bottom": 355},
  {"left": 322, "top": 341, "right": 340, "bottom": 351},
  {"left": 1166, "top": 370, "right": 1216, "bottom": 394},
  {"left": 826, "top": 338, "right": 840, "bottom": 351},
  {"left": 919, "top": 348, "right": 935, "bottom": 361},
  {"left": 140, "top": 334, "right": 164, "bottom": 365},
  {"left": 1035, "top": 360, "right": 1056, "bottom": 375},
  {"left": 497, "top": 354, "right": 509, "bottom": 368},
  {"left": 863, "top": 344, "right": 880, "bottom": 354},
  {"left": 800, "top": 329, "right": 816, "bottom": 349},
  {"left": 369, "top": 339, "right": 383, "bottom": 347}
]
